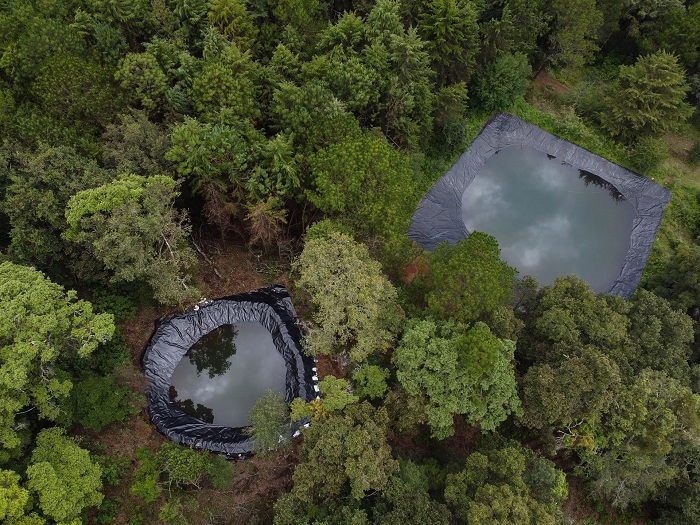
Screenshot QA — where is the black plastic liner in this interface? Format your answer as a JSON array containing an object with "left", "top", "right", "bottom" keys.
[
  {"left": 408, "top": 113, "right": 671, "bottom": 298},
  {"left": 142, "top": 285, "right": 318, "bottom": 457}
]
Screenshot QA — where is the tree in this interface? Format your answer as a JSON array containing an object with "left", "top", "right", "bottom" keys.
[
  {"left": 2, "top": 144, "right": 112, "bottom": 272},
  {"left": 64, "top": 174, "right": 199, "bottom": 305},
  {"left": 246, "top": 389, "right": 291, "bottom": 453},
  {"left": 62, "top": 372, "right": 137, "bottom": 431},
  {"left": 516, "top": 275, "right": 630, "bottom": 367},
  {"left": 646, "top": 242, "right": 700, "bottom": 354},
  {"left": 307, "top": 131, "right": 417, "bottom": 241},
  {"left": 547, "top": 0, "right": 603, "bottom": 69},
  {"left": 353, "top": 365, "right": 389, "bottom": 400},
  {"left": 417, "top": 0, "right": 480, "bottom": 85},
  {"left": 0, "top": 262, "right": 114, "bottom": 451},
  {"left": 26, "top": 427, "right": 103, "bottom": 523},
  {"left": 393, "top": 319, "right": 521, "bottom": 439},
  {"left": 208, "top": 0, "right": 258, "bottom": 51},
  {"left": 420, "top": 233, "right": 517, "bottom": 324},
  {"left": 519, "top": 348, "right": 621, "bottom": 449},
  {"left": 115, "top": 52, "right": 169, "bottom": 112},
  {"left": 317, "top": 376, "right": 360, "bottom": 413},
  {"left": 295, "top": 232, "right": 404, "bottom": 364},
  {"left": 166, "top": 117, "right": 264, "bottom": 232},
  {"left": 271, "top": 80, "right": 361, "bottom": 157},
  {"left": 473, "top": 52, "right": 531, "bottom": 114},
  {"left": 444, "top": 444, "right": 566, "bottom": 524},
  {"left": 31, "top": 53, "right": 124, "bottom": 131},
  {"left": 582, "top": 369, "right": 700, "bottom": 509},
  {"left": 600, "top": 51, "right": 693, "bottom": 142},
  {"left": 0, "top": 469, "right": 29, "bottom": 522},
  {"left": 189, "top": 40, "right": 259, "bottom": 120},
  {"left": 286, "top": 403, "right": 398, "bottom": 503},
  {"left": 373, "top": 460, "right": 452, "bottom": 525},
  {"left": 155, "top": 442, "right": 213, "bottom": 490},
  {"left": 627, "top": 289, "right": 694, "bottom": 382},
  {"left": 101, "top": 109, "right": 172, "bottom": 176}
]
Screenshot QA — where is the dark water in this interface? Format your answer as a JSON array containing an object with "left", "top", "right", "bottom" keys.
[
  {"left": 169, "top": 322, "right": 287, "bottom": 428},
  {"left": 461, "top": 145, "right": 636, "bottom": 292}
]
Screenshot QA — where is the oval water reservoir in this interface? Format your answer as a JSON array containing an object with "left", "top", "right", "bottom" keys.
[
  {"left": 169, "top": 321, "right": 287, "bottom": 428},
  {"left": 461, "top": 145, "right": 636, "bottom": 292}
]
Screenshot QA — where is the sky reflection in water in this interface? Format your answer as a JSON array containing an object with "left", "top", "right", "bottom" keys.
[
  {"left": 461, "top": 145, "right": 635, "bottom": 292},
  {"left": 169, "top": 321, "right": 287, "bottom": 428}
]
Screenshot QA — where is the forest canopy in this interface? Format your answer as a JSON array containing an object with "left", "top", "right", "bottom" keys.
[{"left": 0, "top": 0, "right": 699, "bottom": 524}]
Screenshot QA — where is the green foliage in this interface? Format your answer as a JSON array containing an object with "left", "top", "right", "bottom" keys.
[
  {"left": 444, "top": 443, "right": 566, "bottom": 524},
  {"left": 64, "top": 174, "right": 199, "bottom": 305},
  {"left": 156, "top": 442, "right": 212, "bottom": 490},
  {"left": 421, "top": 233, "right": 517, "bottom": 324},
  {"left": 2, "top": 144, "right": 112, "bottom": 271},
  {"left": 208, "top": 0, "right": 258, "bottom": 51},
  {"left": 352, "top": 365, "right": 389, "bottom": 400},
  {"left": 627, "top": 289, "right": 694, "bottom": 382},
  {"left": 286, "top": 403, "right": 398, "bottom": 503},
  {"left": 116, "top": 52, "right": 169, "bottom": 112},
  {"left": 516, "top": 275, "right": 630, "bottom": 366},
  {"left": 30, "top": 53, "right": 123, "bottom": 131},
  {"left": 689, "top": 140, "right": 700, "bottom": 165},
  {"left": 159, "top": 497, "right": 187, "bottom": 525},
  {"left": 26, "top": 427, "right": 103, "bottom": 522},
  {"left": 393, "top": 319, "right": 521, "bottom": 439},
  {"left": 271, "top": 81, "right": 360, "bottom": 155},
  {"left": 207, "top": 454, "right": 233, "bottom": 490},
  {"left": 189, "top": 41, "right": 259, "bottom": 120},
  {"left": 582, "top": 369, "right": 700, "bottom": 509},
  {"left": 631, "top": 135, "right": 669, "bottom": 173},
  {"left": 473, "top": 52, "right": 531, "bottom": 114},
  {"left": 519, "top": 277, "right": 699, "bottom": 509},
  {"left": 130, "top": 448, "right": 161, "bottom": 504},
  {"left": 0, "top": 469, "right": 29, "bottom": 521},
  {"left": 373, "top": 460, "right": 452, "bottom": 524},
  {"left": 547, "top": 0, "right": 603, "bottom": 69},
  {"left": 63, "top": 372, "right": 138, "bottom": 431},
  {"left": 646, "top": 242, "right": 700, "bottom": 354},
  {"left": 307, "top": 131, "right": 417, "bottom": 243},
  {"left": 90, "top": 285, "right": 138, "bottom": 322},
  {"left": 246, "top": 389, "right": 291, "bottom": 453},
  {"left": 417, "top": 0, "right": 480, "bottom": 85},
  {"left": 95, "top": 452, "right": 130, "bottom": 487},
  {"left": 295, "top": 232, "right": 403, "bottom": 363},
  {"left": 520, "top": 347, "right": 622, "bottom": 441},
  {"left": 601, "top": 51, "right": 693, "bottom": 142},
  {"left": 0, "top": 262, "right": 114, "bottom": 451},
  {"left": 318, "top": 376, "right": 359, "bottom": 412}
]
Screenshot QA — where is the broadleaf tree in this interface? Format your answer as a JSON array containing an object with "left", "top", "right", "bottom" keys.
[
  {"left": 64, "top": 174, "right": 199, "bottom": 305},
  {"left": 295, "top": 231, "right": 404, "bottom": 364},
  {"left": 0, "top": 262, "right": 114, "bottom": 452}
]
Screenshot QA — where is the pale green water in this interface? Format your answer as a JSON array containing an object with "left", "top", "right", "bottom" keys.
[
  {"left": 169, "top": 322, "right": 287, "bottom": 427},
  {"left": 461, "top": 145, "right": 636, "bottom": 292}
]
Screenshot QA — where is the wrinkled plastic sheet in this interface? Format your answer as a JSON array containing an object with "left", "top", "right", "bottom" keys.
[
  {"left": 142, "top": 285, "right": 317, "bottom": 457},
  {"left": 408, "top": 113, "right": 671, "bottom": 298}
]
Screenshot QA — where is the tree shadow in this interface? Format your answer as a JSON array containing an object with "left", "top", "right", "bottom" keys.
[
  {"left": 169, "top": 385, "right": 215, "bottom": 423},
  {"left": 187, "top": 324, "right": 239, "bottom": 379},
  {"left": 579, "top": 169, "right": 625, "bottom": 202}
]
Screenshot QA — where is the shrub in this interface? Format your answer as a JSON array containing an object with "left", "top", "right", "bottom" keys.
[
  {"left": 688, "top": 140, "right": 700, "bottom": 165},
  {"left": 246, "top": 389, "right": 291, "bottom": 453},
  {"left": 631, "top": 136, "right": 669, "bottom": 174},
  {"left": 66, "top": 372, "right": 139, "bottom": 431}
]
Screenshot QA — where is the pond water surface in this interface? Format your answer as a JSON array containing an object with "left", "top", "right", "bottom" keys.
[
  {"left": 461, "top": 145, "right": 636, "bottom": 292},
  {"left": 169, "top": 321, "right": 287, "bottom": 428}
]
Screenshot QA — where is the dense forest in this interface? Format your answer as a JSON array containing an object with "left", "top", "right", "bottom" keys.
[{"left": 1, "top": 0, "right": 700, "bottom": 523}]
